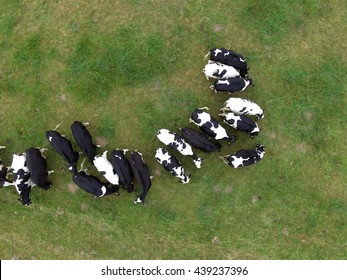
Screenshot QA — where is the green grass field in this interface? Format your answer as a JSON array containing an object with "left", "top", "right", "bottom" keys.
[{"left": 0, "top": 0, "right": 346, "bottom": 259}]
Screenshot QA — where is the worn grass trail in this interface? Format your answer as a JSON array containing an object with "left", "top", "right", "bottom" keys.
[{"left": 0, "top": 0, "right": 346, "bottom": 259}]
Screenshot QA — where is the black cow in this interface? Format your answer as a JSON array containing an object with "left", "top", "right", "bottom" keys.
[
  {"left": 130, "top": 151, "right": 152, "bottom": 205},
  {"left": 210, "top": 77, "right": 253, "bottom": 94},
  {"left": 72, "top": 171, "right": 119, "bottom": 197},
  {"left": 189, "top": 107, "right": 235, "bottom": 144},
  {"left": 71, "top": 121, "right": 98, "bottom": 161},
  {"left": 219, "top": 112, "right": 260, "bottom": 137},
  {"left": 25, "top": 148, "right": 53, "bottom": 190},
  {"left": 46, "top": 130, "right": 79, "bottom": 174},
  {"left": 10, "top": 153, "right": 32, "bottom": 205},
  {"left": 155, "top": 148, "right": 190, "bottom": 184},
  {"left": 221, "top": 144, "right": 265, "bottom": 168},
  {"left": 206, "top": 48, "right": 248, "bottom": 77},
  {"left": 180, "top": 127, "right": 221, "bottom": 152},
  {"left": 110, "top": 149, "right": 134, "bottom": 193}
]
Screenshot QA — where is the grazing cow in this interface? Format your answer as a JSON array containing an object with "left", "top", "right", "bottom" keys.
[
  {"left": 71, "top": 121, "right": 99, "bottom": 161},
  {"left": 210, "top": 77, "right": 253, "bottom": 94},
  {"left": 93, "top": 151, "right": 120, "bottom": 186},
  {"left": 10, "top": 153, "right": 32, "bottom": 205},
  {"left": 203, "top": 61, "right": 239, "bottom": 80},
  {"left": 180, "top": 127, "right": 221, "bottom": 153},
  {"left": 189, "top": 108, "right": 235, "bottom": 144},
  {"left": 157, "top": 129, "right": 202, "bottom": 168},
  {"left": 206, "top": 48, "right": 248, "bottom": 77},
  {"left": 46, "top": 130, "right": 79, "bottom": 174},
  {"left": 130, "top": 151, "right": 152, "bottom": 205},
  {"left": 220, "top": 97, "right": 264, "bottom": 120},
  {"left": 220, "top": 144, "right": 265, "bottom": 168},
  {"left": 25, "top": 148, "right": 54, "bottom": 190},
  {"left": 219, "top": 112, "right": 260, "bottom": 137},
  {"left": 72, "top": 171, "right": 119, "bottom": 197},
  {"left": 155, "top": 148, "right": 190, "bottom": 184},
  {"left": 110, "top": 149, "right": 134, "bottom": 193}
]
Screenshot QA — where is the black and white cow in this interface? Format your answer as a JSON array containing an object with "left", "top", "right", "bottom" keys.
[
  {"left": 0, "top": 160, "right": 13, "bottom": 187},
  {"left": 180, "top": 127, "right": 221, "bottom": 153},
  {"left": 221, "top": 144, "right": 265, "bottom": 168},
  {"left": 72, "top": 171, "right": 119, "bottom": 197},
  {"left": 157, "top": 129, "right": 202, "bottom": 168},
  {"left": 220, "top": 97, "right": 264, "bottom": 120},
  {"left": 219, "top": 112, "right": 260, "bottom": 137},
  {"left": 0, "top": 146, "right": 13, "bottom": 187},
  {"left": 189, "top": 108, "right": 235, "bottom": 144},
  {"left": 110, "top": 149, "right": 134, "bottom": 193},
  {"left": 93, "top": 151, "right": 120, "bottom": 187},
  {"left": 46, "top": 130, "right": 79, "bottom": 174},
  {"left": 155, "top": 148, "right": 190, "bottom": 184},
  {"left": 203, "top": 61, "right": 239, "bottom": 80},
  {"left": 130, "top": 151, "right": 152, "bottom": 205},
  {"left": 206, "top": 48, "right": 248, "bottom": 77},
  {"left": 71, "top": 121, "right": 99, "bottom": 162},
  {"left": 10, "top": 153, "right": 32, "bottom": 205},
  {"left": 210, "top": 77, "right": 253, "bottom": 94},
  {"left": 25, "top": 148, "right": 54, "bottom": 190}
]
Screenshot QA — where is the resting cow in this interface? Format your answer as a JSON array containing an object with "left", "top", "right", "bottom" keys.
[
  {"left": 219, "top": 112, "right": 260, "bottom": 137},
  {"left": 46, "top": 130, "right": 79, "bottom": 174},
  {"left": 180, "top": 127, "right": 221, "bottom": 153},
  {"left": 25, "top": 148, "right": 54, "bottom": 190},
  {"left": 155, "top": 148, "right": 190, "bottom": 184},
  {"left": 203, "top": 61, "right": 239, "bottom": 80},
  {"left": 71, "top": 121, "right": 99, "bottom": 161},
  {"left": 157, "top": 129, "right": 202, "bottom": 168},
  {"left": 220, "top": 97, "right": 264, "bottom": 120},
  {"left": 130, "top": 151, "right": 152, "bottom": 205},
  {"left": 72, "top": 171, "right": 119, "bottom": 197},
  {"left": 189, "top": 107, "right": 235, "bottom": 144},
  {"left": 221, "top": 144, "right": 265, "bottom": 168},
  {"left": 93, "top": 151, "right": 120, "bottom": 187},
  {"left": 205, "top": 48, "right": 248, "bottom": 77},
  {"left": 210, "top": 77, "right": 253, "bottom": 94},
  {"left": 110, "top": 149, "right": 134, "bottom": 193}
]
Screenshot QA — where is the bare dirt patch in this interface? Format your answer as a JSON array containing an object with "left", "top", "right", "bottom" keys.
[
  {"left": 212, "top": 24, "right": 223, "bottom": 32},
  {"left": 80, "top": 203, "right": 88, "bottom": 211},
  {"left": 224, "top": 186, "right": 233, "bottom": 194},
  {"left": 268, "top": 132, "right": 276, "bottom": 140},
  {"left": 153, "top": 167, "right": 161, "bottom": 177},
  {"left": 95, "top": 136, "right": 108, "bottom": 148},
  {"left": 305, "top": 112, "right": 313, "bottom": 120},
  {"left": 67, "top": 182, "right": 78, "bottom": 193},
  {"left": 252, "top": 195, "right": 262, "bottom": 204},
  {"left": 295, "top": 143, "right": 307, "bottom": 152}
]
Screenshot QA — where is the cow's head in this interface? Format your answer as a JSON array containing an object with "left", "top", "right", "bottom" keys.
[
  {"left": 134, "top": 194, "right": 145, "bottom": 205},
  {"left": 257, "top": 112, "right": 264, "bottom": 120},
  {"left": 193, "top": 158, "right": 202, "bottom": 169},
  {"left": 181, "top": 174, "right": 191, "bottom": 184},
  {"left": 18, "top": 197, "right": 31, "bottom": 206},
  {"left": 256, "top": 144, "right": 265, "bottom": 153}
]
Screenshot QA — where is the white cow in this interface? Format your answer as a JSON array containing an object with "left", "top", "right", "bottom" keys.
[
  {"left": 203, "top": 61, "right": 239, "bottom": 80},
  {"left": 93, "top": 151, "right": 120, "bottom": 185},
  {"left": 220, "top": 97, "right": 264, "bottom": 119}
]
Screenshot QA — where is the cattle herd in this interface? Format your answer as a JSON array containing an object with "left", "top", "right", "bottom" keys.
[{"left": 0, "top": 48, "right": 265, "bottom": 206}]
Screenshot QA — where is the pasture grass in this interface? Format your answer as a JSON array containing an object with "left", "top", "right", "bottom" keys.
[{"left": 0, "top": 0, "right": 346, "bottom": 259}]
